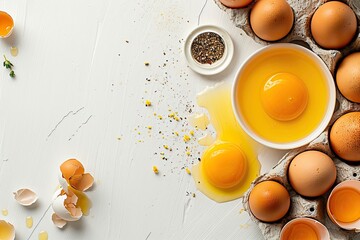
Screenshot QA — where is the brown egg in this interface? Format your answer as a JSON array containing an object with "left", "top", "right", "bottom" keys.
[
  {"left": 219, "top": 0, "right": 252, "bottom": 8},
  {"left": 249, "top": 181, "right": 290, "bottom": 222},
  {"left": 330, "top": 112, "right": 360, "bottom": 162},
  {"left": 250, "top": 0, "right": 294, "bottom": 41},
  {"left": 336, "top": 52, "right": 360, "bottom": 103},
  {"left": 311, "top": 1, "right": 357, "bottom": 49},
  {"left": 288, "top": 151, "right": 336, "bottom": 197}
]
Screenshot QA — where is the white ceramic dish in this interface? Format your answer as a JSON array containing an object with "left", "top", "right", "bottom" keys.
[
  {"left": 232, "top": 43, "right": 336, "bottom": 149},
  {"left": 184, "top": 25, "right": 234, "bottom": 75}
]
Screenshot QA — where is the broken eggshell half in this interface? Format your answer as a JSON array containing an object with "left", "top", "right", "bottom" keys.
[
  {"left": 13, "top": 188, "right": 38, "bottom": 206},
  {"left": 52, "top": 213, "right": 67, "bottom": 228},
  {"left": 60, "top": 158, "right": 94, "bottom": 191},
  {"left": 327, "top": 180, "right": 360, "bottom": 232}
]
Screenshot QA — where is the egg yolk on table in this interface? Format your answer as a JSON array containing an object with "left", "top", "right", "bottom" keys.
[
  {"left": 235, "top": 47, "right": 328, "bottom": 143},
  {"left": 329, "top": 188, "right": 360, "bottom": 223},
  {"left": 282, "top": 222, "right": 318, "bottom": 240},
  {"left": 191, "top": 83, "right": 260, "bottom": 203},
  {"left": 0, "top": 11, "right": 13, "bottom": 37}
]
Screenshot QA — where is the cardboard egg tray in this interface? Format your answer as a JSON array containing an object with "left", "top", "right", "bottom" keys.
[
  {"left": 214, "top": 0, "right": 360, "bottom": 73},
  {"left": 213, "top": 0, "right": 360, "bottom": 239}
]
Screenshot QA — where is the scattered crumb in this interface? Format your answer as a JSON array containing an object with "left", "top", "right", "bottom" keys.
[
  {"left": 147, "top": 126, "right": 152, "bottom": 130},
  {"left": 163, "top": 145, "right": 169, "bottom": 150},
  {"left": 189, "top": 130, "right": 195, "bottom": 136},
  {"left": 174, "top": 131, "right": 179, "bottom": 136},
  {"left": 117, "top": 137, "right": 122, "bottom": 140},
  {"left": 185, "top": 168, "right": 191, "bottom": 175},
  {"left": 183, "top": 135, "right": 191, "bottom": 142},
  {"left": 186, "top": 151, "right": 191, "bottom": 156},
  {"left": 158, "top": 115, "right": 163, "bottom": 120},
  {"left": 239, "top": 208, "right": 245, "bottom": 214},
  {"left": 144, "top": 62, "right": 150, "bottom": 66},
  {"left": 145, "top": 100, "right": 152, "bottom": 107},
  {"left": 153, "top": 166, "right": 159, "bottom": 174},
  {"left": 192, "top": 193, "right": 196, "bottom": 198}
]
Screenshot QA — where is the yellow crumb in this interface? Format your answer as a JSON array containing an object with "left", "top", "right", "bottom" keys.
[
  {"left": 174, "top": 116, "right": 180, "bottom": 121},
  {"left": 163, "top": 145, "right": 169, "bottom": 150},
  {"left": 186, "top": 151, "right": 191, "bottom": 156},
  {"left": 158, "top": 115, "right": 163, "bottom": 120},
  {"left": 160, "top": 152, "right": 165, "bottom": 155},
  {"left": 185, "top": 168, "right": 191, "bottom": 175},
  {"left": 147, "top": 126, "right": 152, "bottom": 130},
  {"left": 183, "top": 135, "right": 191, "bottom": 142},
  {"left": 154, "top": 112, "right": 157, "bottom": 116},
  {"left": 174, "top": 131, "right": 179, "bottom": 136},
  {"left": 168, "top": 112, "right": 175, "bottom": 118},
  {"left": 144, "top": 62, "right": 150, "bottom": 66},
  {"left": 153, "top": 166, "right": 159, "bottom": 174},
  {"left": 145, "top": 100, "right": 152, "bottom": 107},
  {"left": 189, "top": 130, "right": 195, "bottom": 136}
]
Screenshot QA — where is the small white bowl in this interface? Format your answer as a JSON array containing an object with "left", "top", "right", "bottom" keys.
[
  {"left": 327, "top": 180, "right": 360, "bottom": 231},
  {"left": 232, "top": 43, "right": 336, "bottom": 149},
  {"left": 184, "top": 25, "right": 234, "bottom": 75},
  {"left": 280, "top": 217, "right": 330, "bottom": 240}
]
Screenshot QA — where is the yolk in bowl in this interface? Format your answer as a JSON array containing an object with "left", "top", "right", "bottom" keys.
[
  {"left": 0, "top": 11, "right": 14, "bottom": 38},
  {"left": 235, "top": 47, "right": 329, "bottom": 143},
  {"left": 261, "top": 72, "right": 308, "bottom": 121}
]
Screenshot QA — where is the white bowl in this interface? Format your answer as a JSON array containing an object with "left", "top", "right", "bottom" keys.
[{"left": 232, "top": 43, "right": 336, "bottom": 149}]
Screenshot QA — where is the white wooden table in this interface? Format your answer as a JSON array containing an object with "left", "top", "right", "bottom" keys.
[{"left": 0, "top": 0, "right": 286, "bottom": 239}]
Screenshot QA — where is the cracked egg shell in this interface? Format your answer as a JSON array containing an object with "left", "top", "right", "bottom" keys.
[
  {"left": 52, "top": 187, "right": 91, "bottom": 222},
  {"left": 0, "top": 220, "right": 15, "bottom": 240},
  {"left": 60, "top": 158, "right": 94, "bottom": 191},
  {"left": 13, "top": 188, "right": 38, "bottom": 206},
  {"left": 327, "top": 180, "right": 360, "bottom": 231},
  {"left": 52, "top": 213, "right": 67, "bottom": 228},
  {"left": 280, "top": 217, "right": 330, "bottom": 240}
]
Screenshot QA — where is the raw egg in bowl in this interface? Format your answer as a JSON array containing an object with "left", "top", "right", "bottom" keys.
[{"left": 232, "top": 43, "right": 336, "bottom": 149}]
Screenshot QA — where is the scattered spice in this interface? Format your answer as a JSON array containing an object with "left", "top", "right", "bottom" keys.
[
  {"left": 3, "top": 55, "right": 15, "bottom": 78},
  {"left": 191, "top": 32, "right": 225, "bottom": 65}
]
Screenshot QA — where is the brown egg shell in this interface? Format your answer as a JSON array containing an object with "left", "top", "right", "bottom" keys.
[{"left": 214, "top": 0, "right": 360, "bottom": 73}]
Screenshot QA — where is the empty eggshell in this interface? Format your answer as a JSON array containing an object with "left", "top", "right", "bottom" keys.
[
  {"left": 52, "top": 189, "right": 82, "bottom": 222},
  {"left": 60, "top": 159, "right": 94, "bottom": 191},
  {"left": 52, "top": 213, "right": 67, "bottom": 228},
  {"left": 280, "top": 217, "right": 330, "bottom": 240},
  {"left": 0, "top": 220, "right": 15, "bottom": 240},
  {"left": 13, "top": 188, "right": 38, "bottom": 206},
  {"left": 327, "top": 180, "right": 360, "bottom": 231}
]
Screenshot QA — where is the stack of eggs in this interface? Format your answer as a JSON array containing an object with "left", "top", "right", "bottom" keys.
[{"left": 214, "top": 0, "right": 360, "bottom": 239}]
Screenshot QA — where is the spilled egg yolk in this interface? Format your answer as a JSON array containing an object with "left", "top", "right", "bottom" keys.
[
  {"left": 329, "top": 188, "right": 360, "bottom": 223},
  {"left": 202, "top": 142, "right": 246, "bottom": 189},
  {"left": 191, "top": 83, "right": 260, "bottom": 203},
  {"left": 0, "top": 11, "right": 13, "bottom": 37},
  {"left": 261, "top": 73, "right": 308, "bottom": 121},
  {"left": 283, "top": 222, "right": 318, "bottom": 240}
]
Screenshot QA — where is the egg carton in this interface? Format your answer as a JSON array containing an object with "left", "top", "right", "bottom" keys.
[
  {"left": 214, "top": 0, "right": 360, "bottom": 73},
  {"left": 213, "top": 0, "right": 360, "bottom": 239}
]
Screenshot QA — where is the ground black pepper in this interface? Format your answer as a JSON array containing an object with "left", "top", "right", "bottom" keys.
[{"left": 191, "top": 32, "right": 225, "bottom": 65}]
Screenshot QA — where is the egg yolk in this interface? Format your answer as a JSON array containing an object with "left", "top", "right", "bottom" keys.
[
  {"left": 261, "top": 73, "right": 308, "bottom": 121},
  {"left": 283, "top": 223, "right": 318, "bottom": 240},
  {"left": 202, "top": 142, "right": 247, "bottom": 189},
  {"left": 329, "top": 188, "right": 360, "bottom": 223},
  {"left": 0, "top": 11, "right": 13, "bottom": 37}
]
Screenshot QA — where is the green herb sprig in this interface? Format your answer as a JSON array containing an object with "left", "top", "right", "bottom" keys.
[{"left": 3, "top": 55, "right": 15, "bottom": 78}]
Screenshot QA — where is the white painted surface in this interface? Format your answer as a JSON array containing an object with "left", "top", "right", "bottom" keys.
[{"left": 0, "top": 0, "right": 285, "bottom": 239}]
